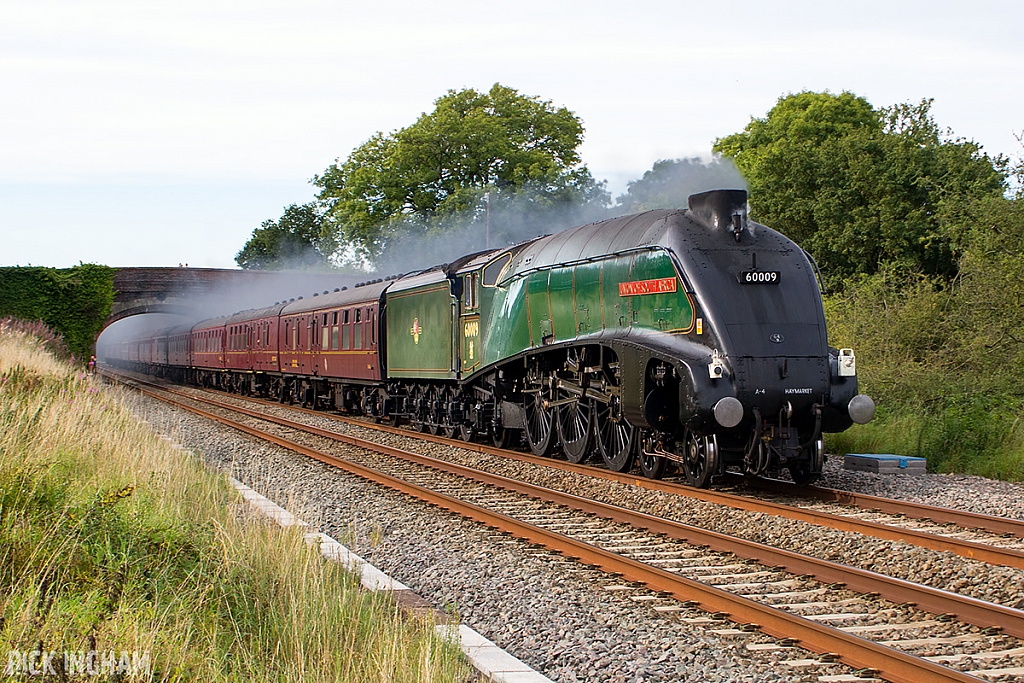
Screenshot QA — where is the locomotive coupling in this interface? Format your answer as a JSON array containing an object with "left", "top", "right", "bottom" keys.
[{"left": 848, "top": 394, "right": 876, "bottom": 424}]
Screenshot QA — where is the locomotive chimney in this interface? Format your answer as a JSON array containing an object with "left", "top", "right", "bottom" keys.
[{"left": 687, "top": 189, "right": 749, "bottom": 242}]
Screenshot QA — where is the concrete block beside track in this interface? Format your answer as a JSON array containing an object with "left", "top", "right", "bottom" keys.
[{"left": 843, "top": 454, "right": 927, "bottom": 474}]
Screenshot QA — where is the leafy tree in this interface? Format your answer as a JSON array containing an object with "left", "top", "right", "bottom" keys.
[
  {"left": 615, "top": 157, "right": 747, "bottom": 213},
  {"left": 235, "top": 203, "right": 337, "bottom": 270},
  {"left": 314, "top": 84, "right": 607, "bottom": 261},
  {"left": 714, "top": 92, "right": 1006, "bottom": 283}
]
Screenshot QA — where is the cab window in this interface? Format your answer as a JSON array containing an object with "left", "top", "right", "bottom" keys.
[{"left": 483, "top": 254, "right": 511, "bottom": 286}]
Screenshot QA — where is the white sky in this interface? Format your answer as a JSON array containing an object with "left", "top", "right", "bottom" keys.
[{"left": 2, "top": 0, "right": 1021, "bottom": 268}]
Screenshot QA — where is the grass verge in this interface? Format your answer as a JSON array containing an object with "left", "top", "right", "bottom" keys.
[{"left": 0, "top": 321, "right": 472, "bottom": 682}]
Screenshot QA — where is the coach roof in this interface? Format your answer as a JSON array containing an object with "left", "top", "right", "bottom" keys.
[{"left": 280, "top": 279, "right": 390, "bottom": 316}]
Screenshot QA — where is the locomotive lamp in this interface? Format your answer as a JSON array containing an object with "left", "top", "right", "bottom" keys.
[
  {"left": 839, "top": 348, "right": 856, "bottom": 377},
  {"left": 708, "top": 349, "right": 728, "bottom": 379}
]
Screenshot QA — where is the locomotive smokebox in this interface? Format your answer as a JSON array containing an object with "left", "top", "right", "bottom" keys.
[{"left": 688, "top": 189, "right": 749, "bottom": 242}]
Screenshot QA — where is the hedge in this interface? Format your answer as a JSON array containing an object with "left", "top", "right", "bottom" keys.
[{"left": 0, "top": 264, "right": 116, "bottom": 362}]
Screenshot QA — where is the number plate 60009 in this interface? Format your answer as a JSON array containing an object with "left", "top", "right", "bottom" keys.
[{"left": 738, "top": 270, "right": 780, "bottom": 284}]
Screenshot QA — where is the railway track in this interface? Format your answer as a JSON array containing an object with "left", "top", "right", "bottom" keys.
[
  {"left": 106, "top": 370, "right": 1024, "bottom": 682},
  {"left": 108, "top": 370, "right": 1024, "bottom": 573}
]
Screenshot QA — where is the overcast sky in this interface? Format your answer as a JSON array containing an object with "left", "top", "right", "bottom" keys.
[{"left": 2, "top": 0, "right": 1021, "bottom": 268}]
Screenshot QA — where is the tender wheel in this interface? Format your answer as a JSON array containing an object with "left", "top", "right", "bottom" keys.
[
  {"left": 440, "top": 387, "right": 458, "bottom": 439},
  {"left": 682, "top": 432, "right": 718, "bottom": 489},
  {"left": 789, "top": 438, "right": 824, "bottom": 486},
  {"left": 595, "top": 398, "right": 636, "bottom": 472},
  {"left": 410, "top": 386, "right": 427, "bottom": 433},
  {"left": 524, "top": 391, "right": 556, "bottom": 457},
  {"left": 426, "top": 386, "right": 443, "bottom": 435},
  {"left": 557, "top": 397, "right": 593, "bottom": 464},
  {"left": 638, "top": 449, "right": 667, "bottom": 480},
  {"left": 458, "top": 424, "right": 475, "bottom": 442}
]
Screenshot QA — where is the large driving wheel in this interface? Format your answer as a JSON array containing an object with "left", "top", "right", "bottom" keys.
[
  {"left": 682, "top": 431, "right": 718, "bottom": 488},
  {"left": 557, "top": 396, "right": 593, "bottom": 463},
  {"left": 595, "top": 398, "right": 636, "bottom": 472},
  {"left": 524, "top": 390, "right": 556, "bottom": 457}
]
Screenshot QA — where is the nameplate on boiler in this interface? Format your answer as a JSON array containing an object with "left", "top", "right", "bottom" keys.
[{"left": 618, "top": 278, "right": 677, "bottom": 296}]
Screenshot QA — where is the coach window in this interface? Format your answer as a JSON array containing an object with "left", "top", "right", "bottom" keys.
[
  {"left": 370, "top": 309, "right": 376, "bottom": 346},
  {"left": 331, "top": 312, "right": 339, "bottom": 350},
  {"left": 342, "top": 310, "right": 350, "bottom": 350},
  {"left": 354, "top": 309, "right": 363, "bottom": 350}
]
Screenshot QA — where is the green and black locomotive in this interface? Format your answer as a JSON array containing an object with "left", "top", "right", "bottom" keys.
[{"left": 382, "top": 188, "right": 873, "bottom": 486}]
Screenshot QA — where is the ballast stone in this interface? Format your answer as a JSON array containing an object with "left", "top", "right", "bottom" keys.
[{"left": 843, "top": 454, "right": 927, "bottom": 475}]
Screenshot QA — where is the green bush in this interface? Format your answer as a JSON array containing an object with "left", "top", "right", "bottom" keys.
[
  {"left": 0, "top": 264, "right": 115, "bottom": 362},
  {"left": 824, "top": 197, "right": 1024, "bottom": 480}
]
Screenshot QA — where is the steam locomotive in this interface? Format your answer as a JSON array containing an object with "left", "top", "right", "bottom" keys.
[{"left": 104, "top": 189, "right": 874, "bottom": 487}]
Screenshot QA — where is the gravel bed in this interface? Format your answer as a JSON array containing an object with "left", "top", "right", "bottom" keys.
[
  {"left": 140, "top": 381, "right": 1024, "bottom": 615},
  {"left": 124, "top": 388, "right": 850, "bottom": 683},
  {"left": 816, "top": 456, "right": 1024, "bottom": 522}
]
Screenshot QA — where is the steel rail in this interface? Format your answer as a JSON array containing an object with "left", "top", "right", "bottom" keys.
[
  {"left": 723, "top": 473, "right": 1024, "bottom": 539},
  {"left": 126, "top": 381, "right": 989, "bottom": 683},
  {"left": 201, "top": 383, "right": 1024, "bottom": 569},
  {"left": 124, "top": 378, "right": 1024, "bottom": 639},
  {"left": 102, "top": 370, "right": 1024, "bottom": 567}
]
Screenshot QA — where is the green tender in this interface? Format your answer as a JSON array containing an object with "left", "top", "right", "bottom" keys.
[{"left": 386, "top": 278, "right": 457, "bottom": 379}]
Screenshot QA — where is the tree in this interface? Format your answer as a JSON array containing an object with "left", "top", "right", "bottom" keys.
[
  {"left": 714, "top": 92, "right": 1006, "bottom": 283},
  {"left": 235, "top": 203, "right": 337, "bottom": 270},
  {"left": 615, "top": 157, "right": 747, "bottom": 213},
  {"left": 314, "top": 84, "right": 607, "bottom": 261}
]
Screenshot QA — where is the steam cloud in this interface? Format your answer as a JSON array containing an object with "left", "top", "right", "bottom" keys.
[{"left": 97, "top": 156, "right": 748, "bottom": 354}]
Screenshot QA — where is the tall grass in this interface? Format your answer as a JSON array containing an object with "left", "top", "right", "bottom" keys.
[{"left": 0, "top": 321, "right": 471, "bottom": 682}]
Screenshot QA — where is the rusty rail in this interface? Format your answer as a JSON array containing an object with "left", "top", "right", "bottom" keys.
[
  {"left": 110, "top": 376, "right": 1024, "bottom": 679},
  {"left": 101, "top": 370, "right": 1024, "bottom": 569},
  {"left": 213, "top": 384, "right": 1024, "bottom": 569},
  {"left": 725, "top": 473, "right": 1024, "bottom": 539}
]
